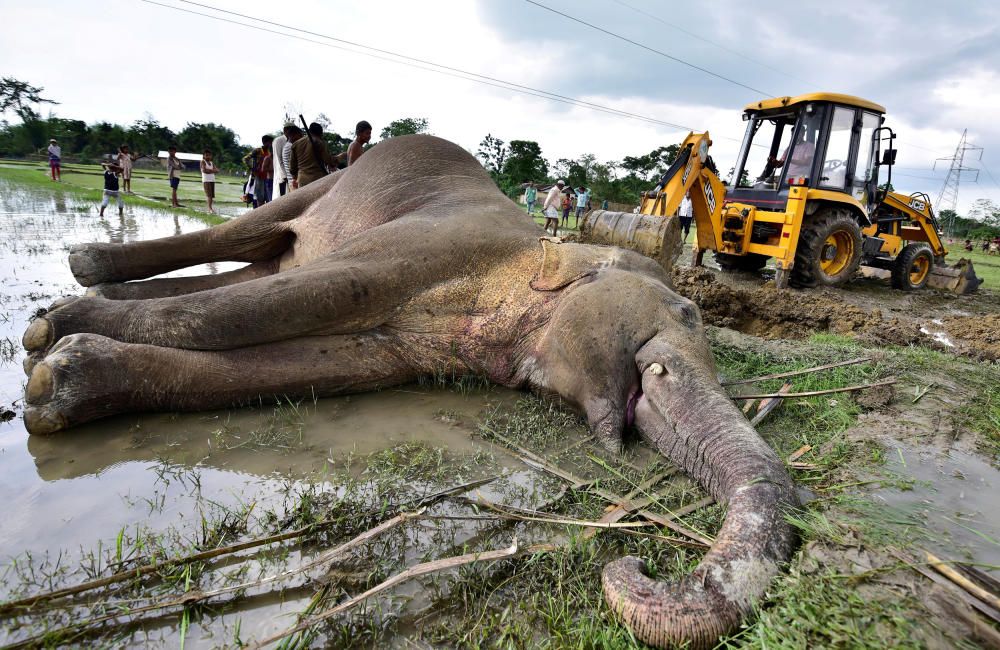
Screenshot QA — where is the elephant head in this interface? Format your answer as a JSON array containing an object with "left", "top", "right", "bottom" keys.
[{"left": 527, "top": 239, "right": 798, "bottom": 648}]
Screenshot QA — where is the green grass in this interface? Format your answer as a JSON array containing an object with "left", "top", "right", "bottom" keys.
[
  {"left": 1, "top": 338, "right": 987, "bottom": 648},
  {"left": 947, "top": 243, "right": 1000, "bottom": 287}
]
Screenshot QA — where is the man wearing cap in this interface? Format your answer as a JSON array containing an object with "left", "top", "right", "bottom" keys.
[
  {"left": 542, "top": 179, "right": 565, "bottom": 237},
  {"left": 47, "top": 139, "right": 62, "bottom": 182}
]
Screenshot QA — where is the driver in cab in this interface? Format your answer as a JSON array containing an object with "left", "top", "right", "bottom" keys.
[{"left": 768, "top": 136, "right": 815, "bottom": 180}]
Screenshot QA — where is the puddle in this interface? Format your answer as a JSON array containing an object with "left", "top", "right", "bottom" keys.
[
  {"left": 874, "top": 440, "right": 1000, "bottom": 570},
  {"left": 0, "top": 180, "right": 554, "bottom": 647},
  {"left": 919, "top": 325, "right": 955, "bottom": 347}
]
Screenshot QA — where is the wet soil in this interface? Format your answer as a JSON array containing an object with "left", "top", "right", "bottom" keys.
[{"left": 671, "top": 265, "right": 1000, "bottom": 361}]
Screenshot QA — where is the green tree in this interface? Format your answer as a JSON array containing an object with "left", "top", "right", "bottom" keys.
[
  {"left": 477, "top": 134, "right": 508, "bottom": 178},
  {"left": 126, "top": 116, "right": 175, "bottom": 158},
  {"left": 968, "top": 198, "right": 1000, "bottom": 228},
  {"left": 501, "top": 140, "right": 547, "bottom": 183},
  {"left": 0, "top": 77, "right": 58, "bottom": 123},
  {"left": 0, "top": 77, "right": 58, "bottom": 152},
  {"left": 379, "top": 117, "right": 429, "bottom": 139},
  {"left": 620, "top": 144, "right": 680, "bottom": 183},
  {"left": 48, "top": 118, "right": 90, "bottom": 154},
  {"left": 83, "top": 121, "right": 128, "bottom": 158},
  {"left": 176, "top": 122, "right": 242, "bottom": 165}
]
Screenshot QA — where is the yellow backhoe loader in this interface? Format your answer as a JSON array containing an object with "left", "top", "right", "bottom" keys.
[{"left": 582, "top": 93, "right": 980, "bottom": 294}]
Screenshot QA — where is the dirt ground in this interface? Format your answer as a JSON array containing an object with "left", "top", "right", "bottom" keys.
[{"left": 671, "top": 265, "right": 1000, "bottom": 362}]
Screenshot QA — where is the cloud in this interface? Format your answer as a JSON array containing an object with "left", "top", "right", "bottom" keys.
[{"left": 1, "top": 0, "right": 997, "bottom": 212}]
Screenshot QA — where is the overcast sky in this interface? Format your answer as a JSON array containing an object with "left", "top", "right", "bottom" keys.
[{"left": 2, "top": 0, "right": 999, "bottom": 213}]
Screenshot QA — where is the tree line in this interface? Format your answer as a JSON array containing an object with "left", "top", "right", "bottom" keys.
[
  {"left": 476, "top": 132, "right": 682, "bottom": 204},
  {"left": 0, "top": 77, "right": 434, "bottom": 172},
  {"left": 3, "top": 76, "right": 998, "bottom": 227}
]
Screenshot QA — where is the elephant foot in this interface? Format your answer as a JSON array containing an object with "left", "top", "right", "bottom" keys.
[
  {"left": 23, "top": 334, "right": 125, "bottom": 435},
  {"left": 23, "top": 351, "right": 43, "bottom": 376},
  {"left": 22, "top": 296, "right": 87, "bottom": 358},
  {"left": 69, "top": 243, "right": 119, "bottom": 286},
  {"left": 24, "top": 362, "right": 68, "bottom": 434},
  {"left": 22, "top": 318, "right": 54, "bottom": 353}
]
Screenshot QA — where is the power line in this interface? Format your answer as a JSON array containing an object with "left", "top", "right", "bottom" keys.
[
  {"left": 610, "top": 0, "right": 816, "bottom": 90},
  {"left": 978, "top": 161, "right": 1000, "bottom": 189},
  {"left": 523, "top": 0, "right": 773, "bottom": 96},
  {"left": 143, "top": 0, "right": 696, "bottom": 133},
  {"left": 893, "top": 172, "right": 947, "bottom": 182}
]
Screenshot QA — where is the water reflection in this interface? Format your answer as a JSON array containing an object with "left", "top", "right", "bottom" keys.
[{"left": 0, "top": 178, "right": 524, "bottom": 581}]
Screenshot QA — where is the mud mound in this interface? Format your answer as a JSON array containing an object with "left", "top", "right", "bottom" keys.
[
  {"left": 941, "top": 314, "right": 1000, "bottom": 361},
  {"left": 671, "top": 267, "right": 929, "bottom": 347}
]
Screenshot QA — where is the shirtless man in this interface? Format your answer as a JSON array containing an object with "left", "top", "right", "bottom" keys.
[{"left": 347, "top": 120, "right": 372, "bottom": 166}]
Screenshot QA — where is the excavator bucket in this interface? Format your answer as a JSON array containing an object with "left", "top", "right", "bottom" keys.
[
  {"left": 580, "top": 209, "right": 683, "bottom": 271},
  {"left": 927, "top": 258, "right": 982, "bottom": 294}
]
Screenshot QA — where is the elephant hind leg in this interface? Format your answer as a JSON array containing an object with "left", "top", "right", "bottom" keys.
[
  {"left": 69, "top": 221, "right": 295, "bottom": 287},
  {"left": 23, "top": 331, "right": 417, "bottom": 434},
  {"left": 86, "top": 259, "right": 279, "bottom": 300},
  {"left": 66, "top": 176, "right": 345, "bottom": 286}
]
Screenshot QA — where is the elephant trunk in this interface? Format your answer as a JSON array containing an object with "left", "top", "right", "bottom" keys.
[{"left": 602, "top": 374, "right": 798, "bottom": 648}]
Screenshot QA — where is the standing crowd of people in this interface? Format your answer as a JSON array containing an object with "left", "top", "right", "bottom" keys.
[
  {"left": 526, "top": 180, "right": 592, "bottom": 237},
  {"left": 238, "top": 120, "right": 373, "bottom": 211},
  {"left": 75, "top": 117, "right": 374, "bottom": 217}
]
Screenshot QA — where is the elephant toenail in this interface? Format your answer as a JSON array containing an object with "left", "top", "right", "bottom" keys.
[
  {"left": 26, "top": 364, "right": 55, "bottom": 404},
  {"left": 22, "top": 319, "right": 52, "bottom": 351},
  {"left": 23, "top": 407, "right": 68, "bottom": 436}
]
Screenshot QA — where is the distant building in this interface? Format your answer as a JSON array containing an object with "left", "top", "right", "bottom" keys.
[{"left": 156, "top": 151, "right": 202, "bottom": 170}]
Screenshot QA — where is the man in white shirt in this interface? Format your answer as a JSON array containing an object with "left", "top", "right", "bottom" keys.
[
  {"left": 542, "top": 179, "right": 565, "bottom": 237},
  {"left": 272, "top": 126, "right": 290, "bottom": 199},
  {"left": 678, "top": 193, "right": 693, "bottom": 242}
]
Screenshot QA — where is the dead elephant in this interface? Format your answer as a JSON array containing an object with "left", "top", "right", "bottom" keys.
[{"left": 22, "top": 134, "right": 797, "bottom": 648}]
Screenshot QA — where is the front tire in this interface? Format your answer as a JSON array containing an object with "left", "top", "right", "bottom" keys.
[
  {"left": 790, "top": 208, "right": 862, "bottom": 288},
  {"left": 891, "top": 243, "right": 934, "bottom": 291}
]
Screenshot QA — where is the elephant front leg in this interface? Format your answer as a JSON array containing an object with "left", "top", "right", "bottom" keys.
[
  {"left": 23, "top": 331, "right": 417, "bottom": 434},
  {"left": 23, "top": 255, "right": 416, "bottom": 358}
]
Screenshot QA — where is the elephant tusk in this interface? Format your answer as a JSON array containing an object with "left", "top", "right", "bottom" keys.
[{"left": 648, "top": 363, "right": 665, "bottom": 376}]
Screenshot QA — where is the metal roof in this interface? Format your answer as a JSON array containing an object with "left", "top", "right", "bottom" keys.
[
  {"left": 744, "top": 93, "right": 886, "bottom": 114},
  {"left": 157, "top": 151, "right": 204, "bottom": 162}
]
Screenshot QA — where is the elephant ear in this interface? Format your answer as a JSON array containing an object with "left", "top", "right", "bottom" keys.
[{"left": 531, "top": 237, "right": 624, "bottom": 291}]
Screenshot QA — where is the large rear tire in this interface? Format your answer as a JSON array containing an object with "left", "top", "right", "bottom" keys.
[
  {"left": 790, "top": 208, "right": 863, "bottom": 288},
  {"left": 891, "top": 243, "right": 934, "bottom": 291},
  {"left": 714, "top": 252, "right": 769, "bottom": 273}
]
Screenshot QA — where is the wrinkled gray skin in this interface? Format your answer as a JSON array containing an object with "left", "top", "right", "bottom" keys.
[{"left": 22, "top": 135, "right": 797, "bottom": 648}]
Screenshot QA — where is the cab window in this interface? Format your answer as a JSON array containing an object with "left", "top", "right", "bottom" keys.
[
  {"left": 821, "top": 107, "right": 854, "bottom": 189},
  {"left": 736, "top": 113, "right": 794, "bottom": 189},
  {"left": 779, "top": 107, "right": 823, "bottom": 184},
  {"left": 852, "top": 112, "right": 881, "bottom": 203}
]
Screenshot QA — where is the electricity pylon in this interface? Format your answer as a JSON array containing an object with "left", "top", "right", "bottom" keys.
[{"left": 934, "top": 129, "right": 982, "bottom": 236}]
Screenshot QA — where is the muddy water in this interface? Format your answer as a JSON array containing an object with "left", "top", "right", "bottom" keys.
[
  {"left": 876, "top": 441, "right": 1000, "bottom": 569},
  {"left": 0, "top": 181, "right": 540, "bottom": 646}
]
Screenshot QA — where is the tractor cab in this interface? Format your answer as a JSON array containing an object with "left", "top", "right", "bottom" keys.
[{"left": 729, "top": 93, "right": 886, "bottom": 217}]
